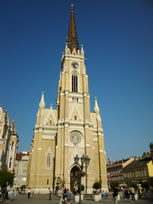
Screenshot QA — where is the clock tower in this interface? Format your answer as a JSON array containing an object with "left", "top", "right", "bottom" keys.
[{"left": 27, "top": 4, "right": 108, "bottom": 193}]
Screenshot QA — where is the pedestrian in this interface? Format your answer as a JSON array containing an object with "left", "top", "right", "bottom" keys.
[
  {"left": 138, "top": 187, "right": 141, "bottom": 199},
  {"left": 48, "top": 188, "right": 52, "bottom": 200},
  {"left": 27, "top": 188, "right": 31, "bottom": 199},
  {"left": 58, "top": 187, "right": 63, "bottom": 204},
  {"left": 66, "top": 189, "right": 71, "bottom": 204},
  {"left": 131, "top": 187, "right": 135, "bottom": 202},
  {"left": 113, "top": 186, "right": 118, "bottom": 204},
  {"left": 63, "top": 188, "right": 67, "bottom": 204},
  {"left": 125, "top": 187, "right": 130, "bottom": 200}
]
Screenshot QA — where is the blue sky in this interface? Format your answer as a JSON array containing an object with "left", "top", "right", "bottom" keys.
[{"left": 0, "top": 0, "right": 153, "bottom": 161}]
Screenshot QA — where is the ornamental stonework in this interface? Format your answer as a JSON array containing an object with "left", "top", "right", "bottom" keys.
[{"left": 70, "top": 131, "right": 82, "bottom": 145}]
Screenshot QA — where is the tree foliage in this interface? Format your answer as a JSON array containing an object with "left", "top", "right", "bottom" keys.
[
  {"left": 93, "top": 181, "right": 101, "bottom": 190},
  {"left": 0, "top": 170, "right": 14, "bottom": 189}
]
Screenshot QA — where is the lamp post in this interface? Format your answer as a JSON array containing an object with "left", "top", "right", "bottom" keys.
[{"left": 74, "top": 154, "right": 90, "bottom": 204}]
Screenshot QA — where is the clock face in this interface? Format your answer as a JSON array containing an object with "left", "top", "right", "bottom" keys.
[{"left": 72, "top": 62, "right": 79, "bottom": 69}]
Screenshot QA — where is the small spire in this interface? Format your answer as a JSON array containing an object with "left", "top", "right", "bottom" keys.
[
  {"left": 81, "top": 44, "right": 84, "bottom": 56},
  {"left": 39, "top": 91, "right": 45, "bottom": 108},
  {"left": 94, "top": 96, "right": 100, "bottom": 113}
]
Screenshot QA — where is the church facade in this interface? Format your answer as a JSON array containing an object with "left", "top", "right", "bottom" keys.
[{"left": 27, "top": 5, "right": 108, "bottom": 193}]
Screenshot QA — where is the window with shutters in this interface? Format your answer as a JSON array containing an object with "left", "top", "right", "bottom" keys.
[{"left": 72, "top": 75, "right": 78, "bottom": 92}]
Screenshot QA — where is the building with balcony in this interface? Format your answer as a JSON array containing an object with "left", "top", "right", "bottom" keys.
[
  {"left": 14, "top": 151, "right": 29, "bottom": 188},
  {"left": 107, "top": 157, "right": 134, "bottom": 188},
  {"left": 122, "top": 157, "right": 153, "bottom": 185}
]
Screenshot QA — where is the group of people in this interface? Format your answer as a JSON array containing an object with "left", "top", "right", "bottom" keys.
[
  {"left": 57, "top": 188, "right": 71, "bottom": 204},
  {"left": 123, "top": 186, "right": 135, "bottom": 201},
  {"left": 112, "top": 186, "right": 141, "bottom": 203},
  {"left": 48, "top": 187, "right": 71, "bottom": 204}
]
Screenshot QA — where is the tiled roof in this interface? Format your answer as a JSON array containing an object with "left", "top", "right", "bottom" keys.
[{"left": 122, "top": 158, "right": 151, "bottom": 171}]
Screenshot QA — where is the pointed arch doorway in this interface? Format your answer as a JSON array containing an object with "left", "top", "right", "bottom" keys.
[{"left": 70, "top": 165, "right": 81, "bottom": 192}]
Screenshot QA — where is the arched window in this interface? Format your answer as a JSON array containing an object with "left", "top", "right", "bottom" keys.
[
  {"left": 47, "top": 153, "right": 51, "bottom": 168},
  {"left": 50, "top": 120, "right": 52, "bottom": 125},
  {"left": 74, "top": 115, "right": 77, "bottom": 120},
  {"left": 72, "top": 75, "right": 78, "bottom": 92}
]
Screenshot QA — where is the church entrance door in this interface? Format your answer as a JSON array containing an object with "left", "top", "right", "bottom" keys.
[{"left": 70, "top": 166, "right": 81, "bottom": 192}]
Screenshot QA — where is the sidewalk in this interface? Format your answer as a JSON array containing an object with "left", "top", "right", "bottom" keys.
[{"left": 7, "top": 194, "right": 153, "bottom": 204}]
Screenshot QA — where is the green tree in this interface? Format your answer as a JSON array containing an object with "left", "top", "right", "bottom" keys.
[
  {"left": 93, "top": 181, "right": 101, "bottom": 193},
  {"left": 0, "top": 170, "right": 15, "bottom": 189}
]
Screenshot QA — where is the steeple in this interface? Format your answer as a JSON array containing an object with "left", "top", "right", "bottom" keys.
[
  {"left": 67, "top": 4, "right": 79, "bottom": 53},
  {"left": 39, "top": 91, "right": 45, "bottom": 109}
]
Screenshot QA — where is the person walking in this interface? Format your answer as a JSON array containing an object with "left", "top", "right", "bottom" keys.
[
  {"left": 58, "top": 187, "right": 63, "bottom": 204},
  {"left": 27, "top": 188, "right": 31, "bottom": 199},
  {"left": 48, "top": 188, "right": 52, "bottom": 200},
  {"left": 63, "top": 188, "right": 67, "bottom": 204},
  {"left": 131, "top": 187, "right": 135, "bottom": 202},
  {"left": 113, "top": 187, "right": 118, "bottom": 204},
  {"left": 66, "top": 189, "right": 71, "bottom": 204}
]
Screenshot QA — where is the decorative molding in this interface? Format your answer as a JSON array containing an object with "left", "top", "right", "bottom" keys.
[
  {"left": 64, "top": 124, "right": 69, "bottom": 128},
  {"left": 64, "top": 144, "right": 69, "bottom": 147},
  {"left": 42, "top": 134, "right": 55, "bottom": 140},
  {"left": 37, "top": 148, "right": 41, "bottom": 151},
  {"left": 93, "top": 137, "right": 98, "bottom": 142}
]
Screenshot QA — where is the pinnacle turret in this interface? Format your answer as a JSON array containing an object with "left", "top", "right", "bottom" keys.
[
  {"left": 94, "top": 97, "right": 100, "bottom": 113},
  {"left": 39, "top": 91, "right": 45, "bottom": 108}
]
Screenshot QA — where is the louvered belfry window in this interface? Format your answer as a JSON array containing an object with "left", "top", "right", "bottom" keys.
[{"left": 72, "top": 75, "right": 78, "bottom": 92}]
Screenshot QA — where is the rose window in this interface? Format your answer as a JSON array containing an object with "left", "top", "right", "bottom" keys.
[{"left": 70, "top": 131, "right": 82, "bottom": 145}]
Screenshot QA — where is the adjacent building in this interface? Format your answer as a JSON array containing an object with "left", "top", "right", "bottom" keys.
[
  {"left": 0, "top": 105, "right": 18, "bottom": 172},
  {"left": 14, "top": 151, "right": 29, "bottom": 188},
  {"left": 150, "top": 143, "right": 153, "bottom": 163},
  {"left": 27, "top": 5, "right": 108, "bottom": 193},
  {"left": 122, "top": 157, "right": 153, "bottom": 184},
  {"left": 107, "top": 157, "right": 134, "bottom": 188},
  {"left": 107, "top": 145, "right": 153, "bottom": 188}
]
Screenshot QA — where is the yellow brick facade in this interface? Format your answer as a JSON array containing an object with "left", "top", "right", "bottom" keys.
[{"left": 27, "top": 6, "right": 108, "bottom": 194}]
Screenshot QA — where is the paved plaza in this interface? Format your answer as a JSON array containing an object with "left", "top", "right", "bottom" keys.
[{"left": 7, "top": 194, "right": 153, "bottom": 204}]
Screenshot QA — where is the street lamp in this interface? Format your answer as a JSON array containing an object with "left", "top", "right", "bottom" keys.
[{"left": 74, "top": 154, "right": 90, "bottom": 204}]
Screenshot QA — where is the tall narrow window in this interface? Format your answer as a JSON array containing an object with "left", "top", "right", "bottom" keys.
[
  {"left": 9, "top": 158, "right": 12, "bottom": 168},
  {"left": 47, "top": 153, "right": 51, "bottom": 168},
  {"left": 47, "top": 179, "right": 49, "bottom": 185},
  {"left": 72, "top": 75, "right": 78, "bottom": 92},
  {"left": 11, "top": 142, "right": 14, "bottom": 150}
]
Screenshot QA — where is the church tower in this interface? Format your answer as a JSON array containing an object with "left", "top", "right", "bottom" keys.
[{"left": 27, "top": 5, "right": 108, "bottom": 193}]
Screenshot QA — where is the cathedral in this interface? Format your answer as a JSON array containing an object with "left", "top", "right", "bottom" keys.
[{"left": 27, "top": 5, "right": 108, "bottom": 193}]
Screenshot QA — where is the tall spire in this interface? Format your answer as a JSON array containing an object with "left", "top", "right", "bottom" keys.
[{"left": 67, "top": 4, "right": 79, "bottom": 53}]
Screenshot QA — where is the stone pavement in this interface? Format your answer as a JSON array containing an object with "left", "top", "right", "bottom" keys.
[{"left": 6, "top": 194, "right": 153, "bottom": 204}]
